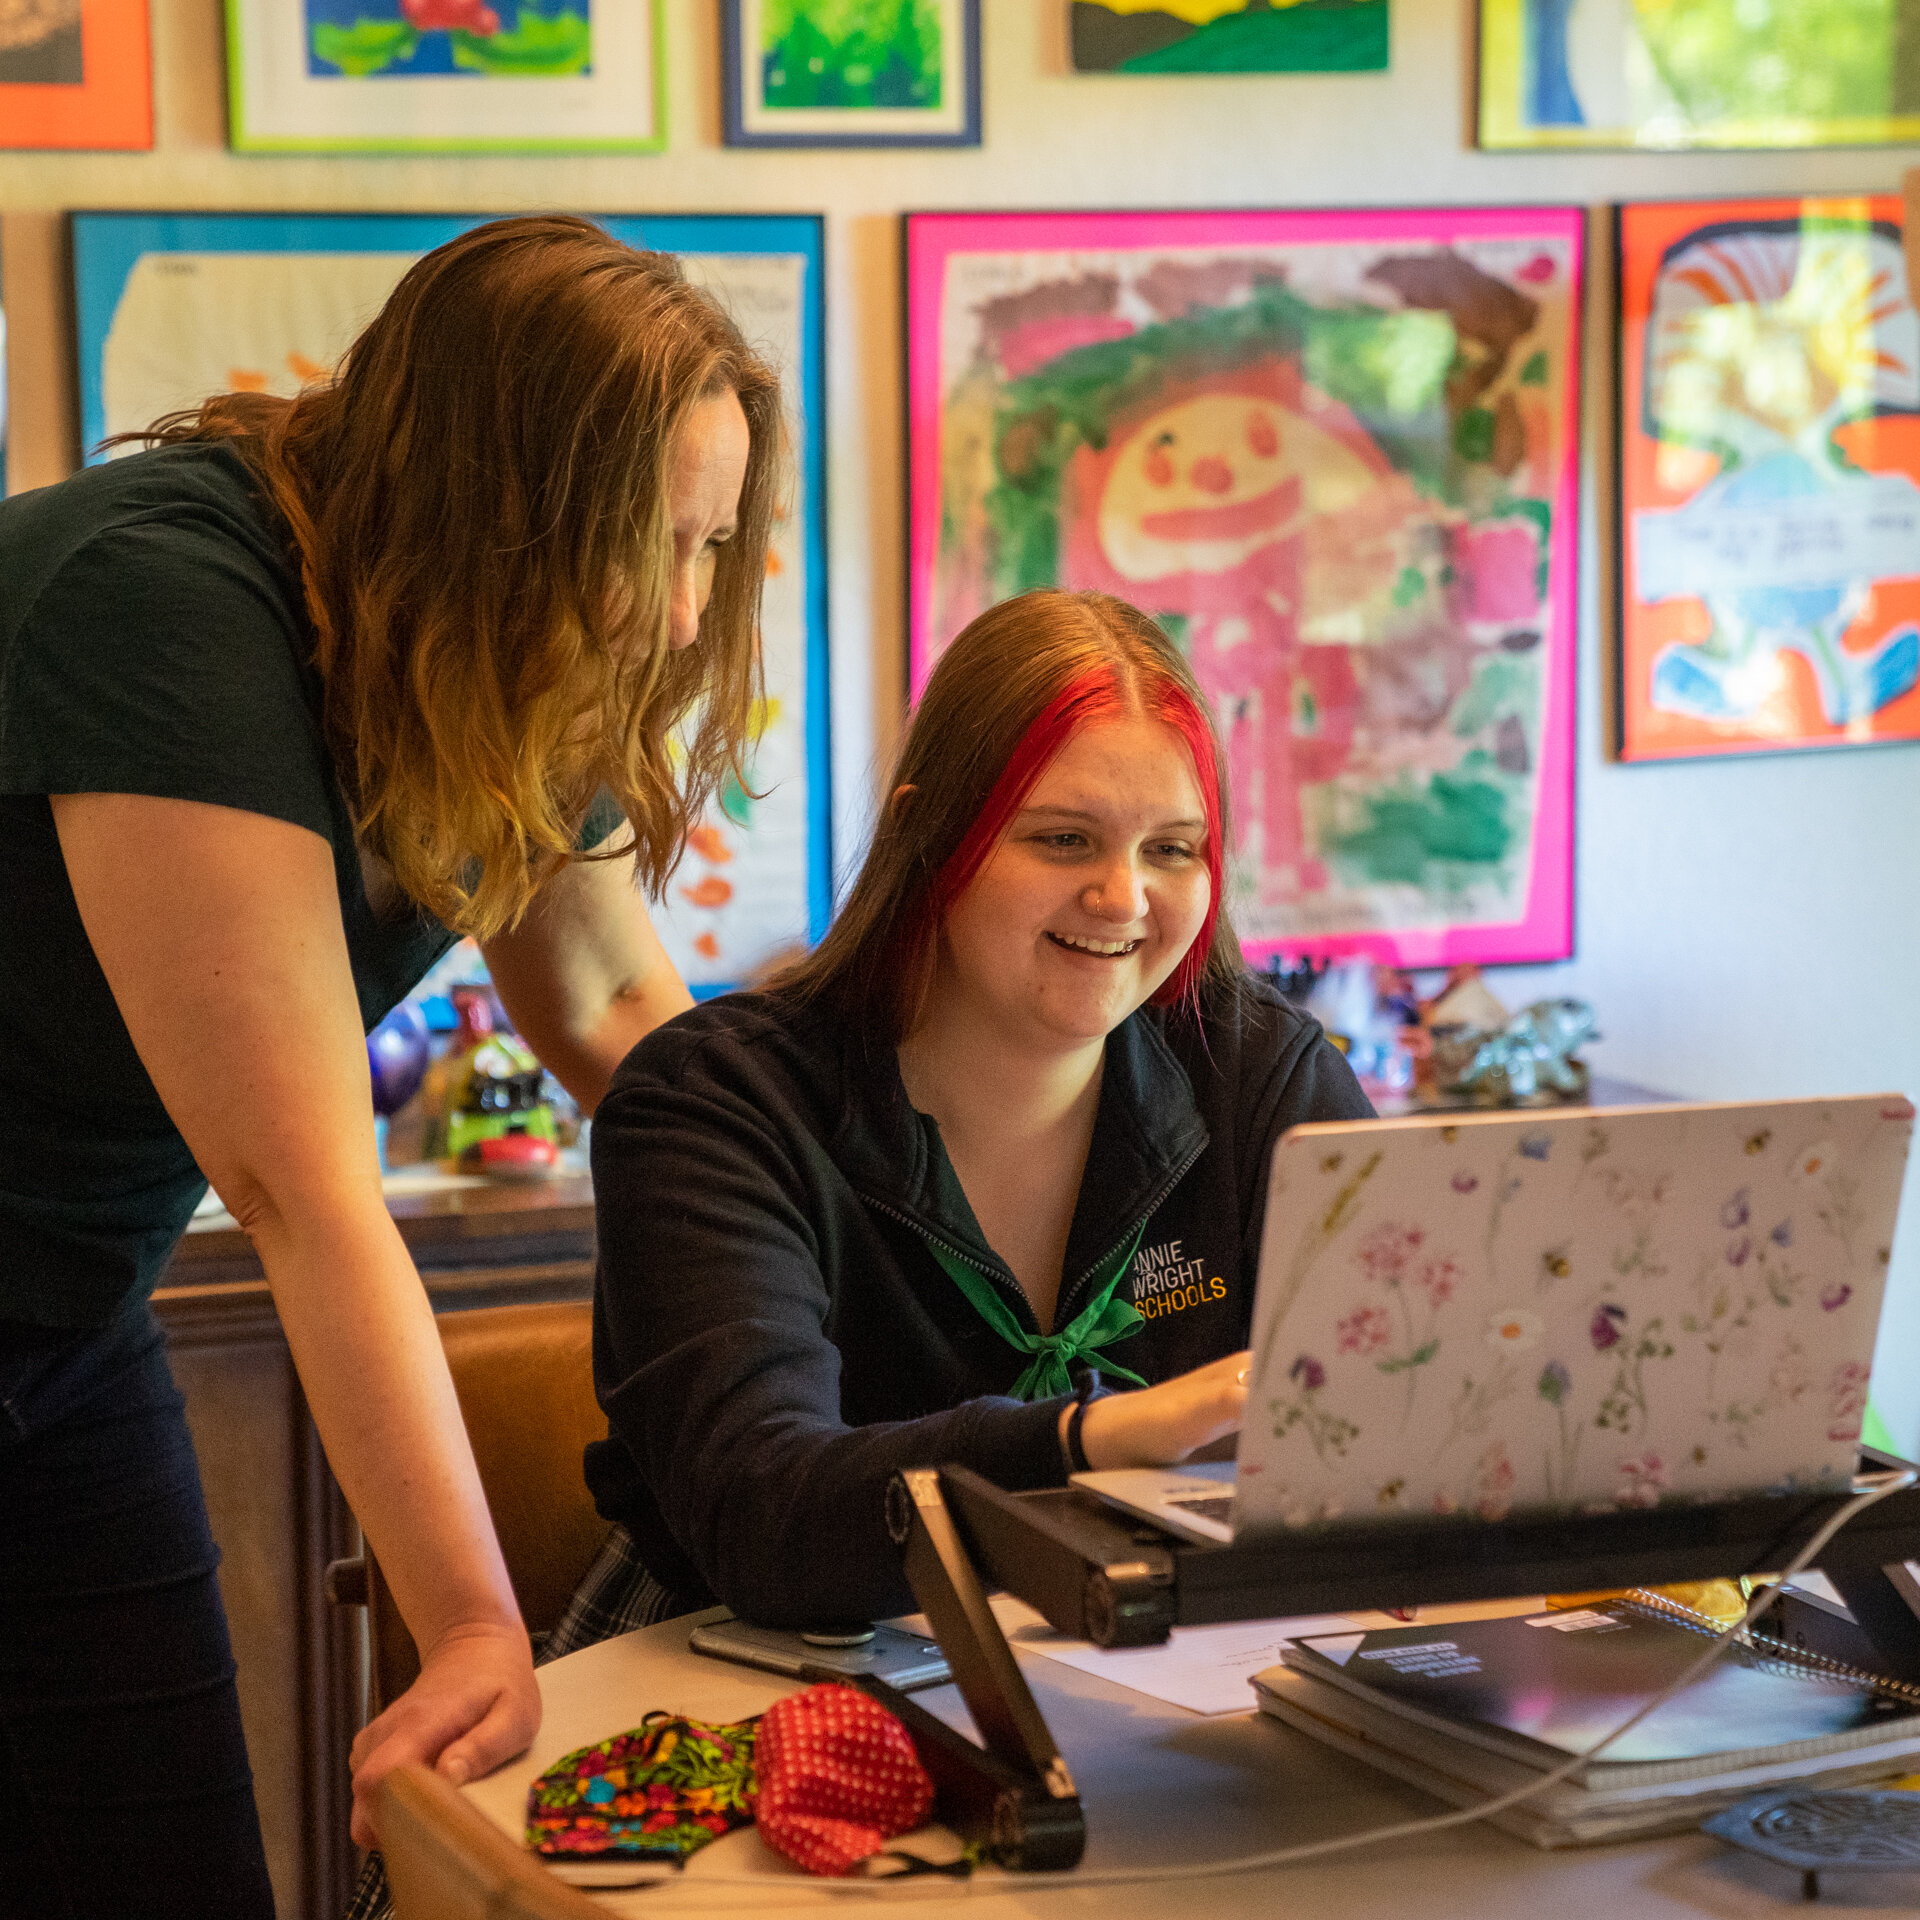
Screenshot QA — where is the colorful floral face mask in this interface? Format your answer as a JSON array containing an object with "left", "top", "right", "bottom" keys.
[{"left": 525, "top": 1711, "right": 758, "bottom": 1859}]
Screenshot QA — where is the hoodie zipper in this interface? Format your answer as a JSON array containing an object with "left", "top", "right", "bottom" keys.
[
  {"left": 1051, "top": 1137, "right": 1206, "bottom": 1328},
  {"left": 857, "top": 1193, "right": 1036, "bottom": 1326}
]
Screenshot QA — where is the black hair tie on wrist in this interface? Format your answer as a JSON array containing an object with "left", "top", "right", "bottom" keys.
[{"left": 1063, "top": 1368, "right": 1104, "bottom": 1476}]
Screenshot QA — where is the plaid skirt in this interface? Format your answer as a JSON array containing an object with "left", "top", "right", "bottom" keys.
[{"left": 343, "top": 1527, "right": 699, "bottom": 1920}]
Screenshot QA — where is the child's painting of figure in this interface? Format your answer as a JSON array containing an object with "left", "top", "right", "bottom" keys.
[
  {"left": 1070, "top": 0, "right": 1387, "bottom": 73},
  {"left": 1480, "top": 0, "right": 1920, "bottom": 149},
  {"left": 1618, "top": 197, "right": 1920, "bottom": 762},
  {"left": 907, "top": 208, "right": 1582, "bottom": 968}
]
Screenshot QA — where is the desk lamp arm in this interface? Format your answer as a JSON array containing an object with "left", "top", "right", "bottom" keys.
[{"left": 879, "top": 1468, "right": 1086, "bottom": 1870}]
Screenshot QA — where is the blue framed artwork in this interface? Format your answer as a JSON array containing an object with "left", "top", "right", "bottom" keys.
[
  {"left": 721, "top": 0, "right": 980, "bottom": 147},
  {"left": 70, "top": 210, "right": 831, "bottom": 994},
  {"left": 223, "top": 0, "right": 665, "bottom": 152}
]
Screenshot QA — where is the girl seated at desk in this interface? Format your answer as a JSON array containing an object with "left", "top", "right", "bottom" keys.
[{"left": 566, "top": 589, "right": 1372, "bottom": 1639}]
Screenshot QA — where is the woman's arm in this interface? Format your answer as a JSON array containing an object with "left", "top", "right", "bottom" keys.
[
  {"left": 480, "top": 828, "right": 692, "bottom": 1116},
  {"left": 51, "top": 793, "right": 539, "bottom": 1846}
]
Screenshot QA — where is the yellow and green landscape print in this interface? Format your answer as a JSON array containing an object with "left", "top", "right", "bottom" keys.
[{"left": 1071, "top": 0, "right": 1389, "bottom": 74}]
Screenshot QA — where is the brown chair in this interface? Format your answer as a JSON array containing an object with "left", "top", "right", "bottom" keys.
[
  {"left": 328, "top": 1299, "right": 613, "bottom": 1713},
  {"left": 379, "top": 1763, "right": 606, "bottom": 1920}
]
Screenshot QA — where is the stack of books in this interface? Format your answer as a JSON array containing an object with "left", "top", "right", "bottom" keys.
[{"left": 1254, "top": 1596, "right": 1920, "bottom": 1847}]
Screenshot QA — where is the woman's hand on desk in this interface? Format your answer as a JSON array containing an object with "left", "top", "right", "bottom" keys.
[
  {"left": 1070, "top": 1349, "right": 1250, "bottom": 1471},
  {"left": 347, "top": 1620, "right": 540, "bottom": 1848}
]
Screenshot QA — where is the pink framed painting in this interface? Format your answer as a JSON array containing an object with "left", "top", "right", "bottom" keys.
[{"left": 905, "top": 206, "right": 1584, "bottom": 969}]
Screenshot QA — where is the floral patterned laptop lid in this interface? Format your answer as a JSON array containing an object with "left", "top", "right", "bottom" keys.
[{"left": 1242, "top": 1097, "right": 1914, "bottom": 1532}]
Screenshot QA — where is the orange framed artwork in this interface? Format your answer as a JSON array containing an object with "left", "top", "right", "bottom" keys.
[
  {"left": 0, "top": 0, "right": 152, "bottom": 150},
  {"left": 1617, "top": 196, "right": 1920, "bottom": 762}
]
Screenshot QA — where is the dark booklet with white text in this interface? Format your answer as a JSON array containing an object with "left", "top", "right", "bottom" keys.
[{"left": 1255, "top": 1601, "right": 1920, "bottom": 1846}]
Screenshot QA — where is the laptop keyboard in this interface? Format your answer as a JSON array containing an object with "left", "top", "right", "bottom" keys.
[{"left": 1167, "top": 1492, "right": 1236, "bottom": 1526}]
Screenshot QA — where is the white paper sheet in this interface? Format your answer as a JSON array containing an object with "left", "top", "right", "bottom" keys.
[
  {"left": 989, "top": 1592, "right": 1550, "bottom": 1717},
  {"left": 994, "top": 1598, "right": 1363, "bottom": 1716}
]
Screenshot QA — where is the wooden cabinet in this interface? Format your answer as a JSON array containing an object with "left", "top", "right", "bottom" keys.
[{"left": 152, "top": 1176, "right": 596, "bottom": 1920}]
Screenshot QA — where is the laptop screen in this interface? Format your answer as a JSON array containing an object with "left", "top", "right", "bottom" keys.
[{"left": 1235, "top": 1096, "right": 1912, "bottom": 1535}]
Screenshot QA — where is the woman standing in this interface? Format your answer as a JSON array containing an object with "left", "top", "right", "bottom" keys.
[{"left": 0, "top": 216, "right": 780, "bottom": 1916}]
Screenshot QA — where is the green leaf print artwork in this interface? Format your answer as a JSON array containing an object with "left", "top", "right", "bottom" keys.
[{"left": 760, "top": 0, "right": 943, "bottom": 110}]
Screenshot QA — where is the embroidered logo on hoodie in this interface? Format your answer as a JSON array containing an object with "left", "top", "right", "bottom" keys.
[{"left": 1130, "top": 1238, "right": 1226, "bottom": 1319}]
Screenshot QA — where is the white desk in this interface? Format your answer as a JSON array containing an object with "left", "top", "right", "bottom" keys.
[{"left": 464, "top": 1607, "right": 1920, "bottom": 1916}]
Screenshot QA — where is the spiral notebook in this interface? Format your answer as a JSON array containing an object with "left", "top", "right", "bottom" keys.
[{"left": 1255, "top": 1596, "right": 1920, "bottom": 1847}]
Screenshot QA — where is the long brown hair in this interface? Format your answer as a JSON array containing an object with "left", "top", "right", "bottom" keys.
[
  {"left": 781, "top": 590, "right": 1241, "bottom": 1040},
  {"left": 133, "top": 215, "right": 782, "bottom": 941}
]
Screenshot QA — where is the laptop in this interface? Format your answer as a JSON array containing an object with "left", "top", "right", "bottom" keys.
[{"left": 1075, "top": 1096, "right": 1914, "bottom": 1546}]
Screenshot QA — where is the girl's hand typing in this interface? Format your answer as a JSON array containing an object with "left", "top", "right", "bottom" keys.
[{"left": 1064, "top": 1349, "right": 1249, "bottom": 1471}]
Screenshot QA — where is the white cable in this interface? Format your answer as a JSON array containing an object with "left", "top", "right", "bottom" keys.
[{"left": 582, "top": 1469, "right": 1920, "bottom": 1900}]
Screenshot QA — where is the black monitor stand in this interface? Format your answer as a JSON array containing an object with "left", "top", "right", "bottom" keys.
[{"left": 859, "top": 1454, "right": 1920, "bottom": 1871}]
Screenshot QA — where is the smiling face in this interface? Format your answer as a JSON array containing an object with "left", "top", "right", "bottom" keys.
[
  {"left": 1096, "top": 389, "right": 1382, "bottom": 583},
  {"left": 665, "top": 389, "right": 751, "bottom": 651},
  {"left": 933, "top": 715, "right": 1212, "bottom": 1054}
]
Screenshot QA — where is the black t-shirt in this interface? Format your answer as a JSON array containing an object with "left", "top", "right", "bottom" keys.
[{"left": 0, "top": 442, "right": 611, "bottom": 1328}]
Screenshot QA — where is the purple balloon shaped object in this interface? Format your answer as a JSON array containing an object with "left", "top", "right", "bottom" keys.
[{"left": 367, "top": 1001, "right": 432, "bottom": 1117}]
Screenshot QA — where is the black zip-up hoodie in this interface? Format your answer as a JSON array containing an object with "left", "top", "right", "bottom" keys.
[{"left": 584, "top": 971, "right": 1372, "bottom": 1626}]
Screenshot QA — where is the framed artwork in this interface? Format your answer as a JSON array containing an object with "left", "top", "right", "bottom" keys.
[
  {"left": 907, "top": 207, "right": 1584, "bottom": 970},
  {"left": 70, "top": 211, "right": 830, "bottom": 992},
  {"left": 1070, "top": 0, "right": 1388, "bottom": 74},
  {"left": 222, "top": 0, "right": 665, "bottom": 151},
  {"left": 0, "top": 0, "right": 151, "bottom": 150},
  {"left": 721, "top": 0, "right": 979, "bottom": 147},
  {"left": 1479, "top": 0, "right": 1920, "bottom": 150},
  {"left": 1617, "top": 196, "right": 1920, "bottom": 764}
]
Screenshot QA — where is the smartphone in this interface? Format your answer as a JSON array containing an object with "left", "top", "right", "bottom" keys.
[{"left": 688, "top": 1614, "right": 952, "bottom": 1692}]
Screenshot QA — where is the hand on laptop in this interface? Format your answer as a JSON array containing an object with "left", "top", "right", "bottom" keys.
[{"left": 1068, "top": 1350, "right": 1249, "bottom": 1471}]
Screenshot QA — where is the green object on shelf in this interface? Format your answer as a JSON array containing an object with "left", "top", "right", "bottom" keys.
[
  {"left": 447, "top": 1103, "right": 558, "bottom": 1162},
  {"left": 445, "top": 1028, "right": 556, "bottom": 1162}
]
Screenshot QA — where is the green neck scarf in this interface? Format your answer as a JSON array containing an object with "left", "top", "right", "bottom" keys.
[{"left": 924, "top": 1225, "right": 1149, "bottom": 1402}]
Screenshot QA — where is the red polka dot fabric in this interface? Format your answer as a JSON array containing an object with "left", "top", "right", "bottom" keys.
[{"left": 754, "top": 1683, "right": 935, "bottom": 1876}]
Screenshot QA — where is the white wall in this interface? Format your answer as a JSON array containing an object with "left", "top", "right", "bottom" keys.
[{"left": 5, "top": 0, "right": 1918, "bottom": 1444}]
